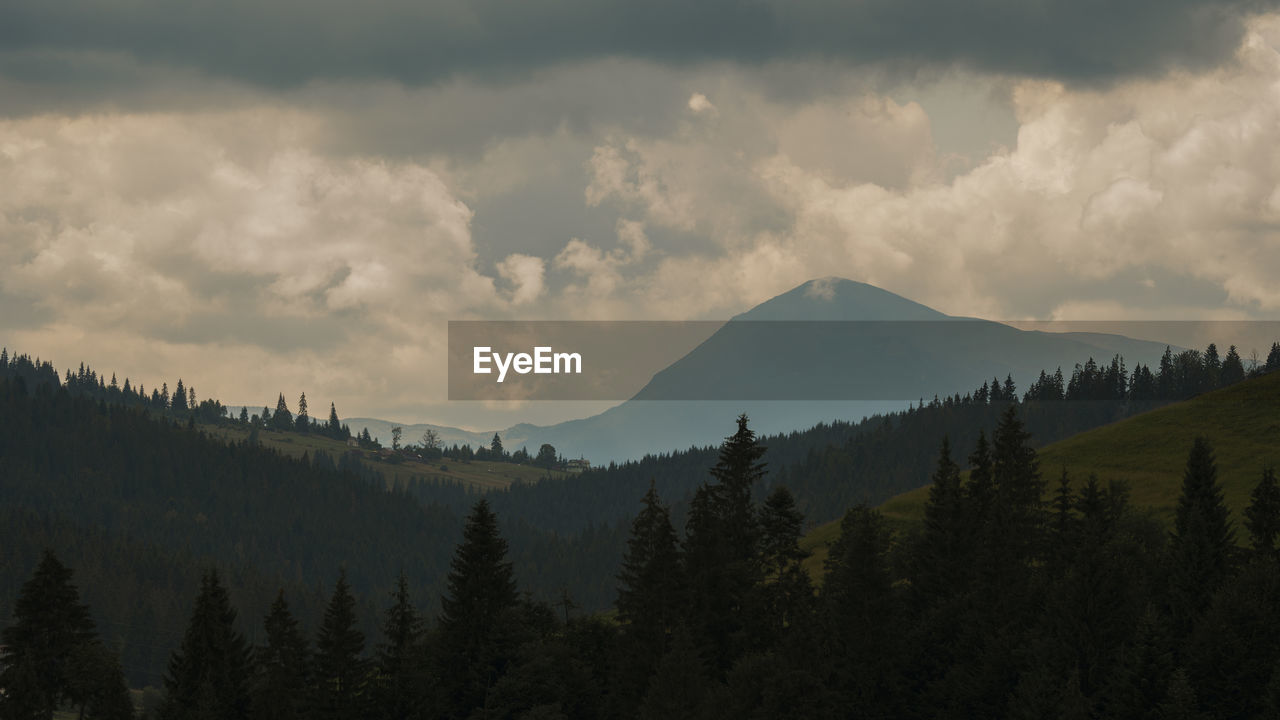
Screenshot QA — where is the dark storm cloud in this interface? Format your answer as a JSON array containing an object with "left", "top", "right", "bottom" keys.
[{"left": 0, "top": 0, "right": 1271, "bottom": 90}]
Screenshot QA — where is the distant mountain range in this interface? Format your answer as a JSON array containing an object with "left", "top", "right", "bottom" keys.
[{"left": 348, "top": 278, "right": 1178, "bottom": 462}]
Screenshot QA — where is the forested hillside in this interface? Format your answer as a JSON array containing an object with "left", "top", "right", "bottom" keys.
[
  {"left": 9, "top": 406, "right": 1280, "bottom": 719},
  {"left": 873, "top": 361, "right": 1280, "bottom": 533},
  {"left": 1, "top": 339, "right": 1274, "bottom": 697},
  {"left": 0, "top": 375, "right": 622, "bottom": 688},
  {"left": 471, "top": 341, "right": 1272, "bottom": 535}
]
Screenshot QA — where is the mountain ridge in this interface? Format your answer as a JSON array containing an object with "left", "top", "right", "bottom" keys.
[{"left": 354, "top": 277, "right": 1177, "bottom": 461}]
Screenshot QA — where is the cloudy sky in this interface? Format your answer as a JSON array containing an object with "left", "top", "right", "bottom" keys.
[{"left": 3, "top": 0, "right": 1280, "bottom": 427}]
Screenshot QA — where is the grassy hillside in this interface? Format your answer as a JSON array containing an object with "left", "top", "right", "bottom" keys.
[
  {"left": 801, "top": 370, "right": 1280, "bottom": 576},
  {"left": 207, "top": 425, "right": 565, "bottom": 490}
]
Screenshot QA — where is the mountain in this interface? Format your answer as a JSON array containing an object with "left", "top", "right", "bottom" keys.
[
  {"left": 728, "top": 276, "right": 949, "bottom": 321},
  {"left": 340, "top": 417, "right": 499, "bottom": 449},
  {"left": 449, "top": 278, "right": 1175, "bottom": 462}
]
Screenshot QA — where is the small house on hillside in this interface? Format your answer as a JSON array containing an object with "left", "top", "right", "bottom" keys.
[{"left": 566, "top": 458, "right": 591, "bottom": 473}]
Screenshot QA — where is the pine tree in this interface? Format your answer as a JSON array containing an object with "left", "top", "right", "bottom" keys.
[
  {"left": 1203, "top": 343, "right": 1221, "bottom": 389},
  {"left": 295, "top": 392, "right": 309, "bottom": 432},
  {"left": 489, "top": 432, "right": 504, "bottom": 458},
  {"left": 709, "top": 414, "right": 767, "bottom": 547},
  {"left": 821, "top": 505, "right": 895, "bottom": 707},
  {"left": 327, "top": 403, "right": 341, "bottom": 438},
  {"left": 1158, "top": 346, "right": 1175, "bottom": 398},
  {"left": 963, "top": 430, "right": 995, "bottom": 571},
  {"left": 438, "top": 499, "right": 520, "bottom": 718},
  {"left": 681, "top": 414, "right": 768, "bottom": 672},
  {"left": 1050, "top": 466, "right": 1077, "bottom": 566},
  {"left": 1168, "top": 437, "right": 1235, "bottom": 638},
  {"left": 1002, "top": 374, "right": 1017, "bottom": 402},
  {"left": 67, "top": 640, "right": 138, "bottom": 720},
  {"left": 759, "top": 485, "right": 814, "bottom": 641},
  {"left": 160, "top": 569, "right": 252, "bottom": 720},
  {"left": 251, "top": 591, "right": 311, "bottom": 720},
  {"left": 988, "top": 404, "right": 1044, "bottom": 585},
  {"left": 912, "top": 438, "right": 971, "bottom": 601},
  {"left": 759, "top": 485, "right": 804, "bottom": 565},
  {"left": 0, "top": 551, "right": 99, "bottom": 718},
  {"left": 616, "top": 481, "right": 683, "bottom": 696},
  {"left": 376, "top": 573, "right": 425, "bottom": 720},
  {"left": 823, "top": 505, "right": 893, "bottom": 636},
  {"left": 272, "top": 393, "right": 293, "bottom": 432},
  {"left": 1267, "top": 342, "right": 1280, "bottom": 373},
  {"left": 1221, "top": 345, "right": 1245, "bottom": 386},
  {"left": 314, "top": 570, "right": 369, "bottom": 720},
  {"left": 1246, "top": 467, "right": 1280, "bottom": 557}
]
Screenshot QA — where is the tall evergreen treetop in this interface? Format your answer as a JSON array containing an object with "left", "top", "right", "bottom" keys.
[
  {"left": 173, "top": 378, "right": 187, "bottom": 412},
  {"left": 964, "top": 430, "right": 995, "bottom": 525},
  {"left": 327, "top": 402, "right": 341, "bottom": 436},
  {"left": 314, "top": 569, "right": 369, "bottom": 720},
  {"left": 914, "top": 437, "right": 970, "bottom": 600},
  {"left": 707, "top": 413, "right": 767, "bottom": 552},
  {"left": 1173, "top": 437, "right": 1234, "bottom": 551},
  {"left": 679, "top": 415, "right": 772, "bottom": 672},
  {"left": 440, "top": 498, "right": 519, "bottom": 634},
  {"left": 251, "top": 590, "right": 311, "bottom": 720},
  {"left": 710, "top": 414, "right": 767, "bottom": 498},
  {"left": 376, "top": 573, "right": 425, "bottom": 720},
  {"left": 0, "top": 551, "right": 98, "bottom": 718},
  {"left": 160, "top": 568, "right": 252, "bottom": 720},
  {"left": 272, "top": 393, "right": 293, "bottom": 431},
  {"left": 759, "top": 484, "right": 805, "bottom": 568},
  {"left": 1267, "top": 342, "right": 1280, "bottom": 373},
  {"left": 437, "top": 499, "right": 520, "bottom": 718},
  {"left": 757, "top": 484, "right": 814, "bottom": 641},
  {"left": 992, "top": 404, "right": 1042, "bottom": 509},
  {"left": 1204, "top": 343, "right": 1222, "bottom": 385},
  {"left": 378, "top": 573, "right": 424, "bottom": 672},
  {"left": 616, "top": 481, "right": 684, "bottom": 700},
  {"left": 1168, "top": 437, "right": 1235, "bottom": 636},
  {"left": 1221, "top": 345, "right": 1245, "bottom": 387},
  {"left": 822, "top": 505, "right": 894, "bottom": 648},
  {"left": 295, "top": 392, "right": 309, "bottom": 432},
  {"left": 618, "top": 481, "right": 683, "bottom": 634}
]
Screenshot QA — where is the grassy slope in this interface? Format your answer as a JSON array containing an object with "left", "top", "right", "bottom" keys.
[
  {"left": 801, "top": 370, "right": 1280, "bottom": 577},
  {"left": 206, "top": 425, "right": 565, "bottom": 491}
]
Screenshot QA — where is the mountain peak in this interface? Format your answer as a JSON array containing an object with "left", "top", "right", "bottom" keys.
[{"left": 734, "top": 277, "right": 948, "bottom": 321}]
